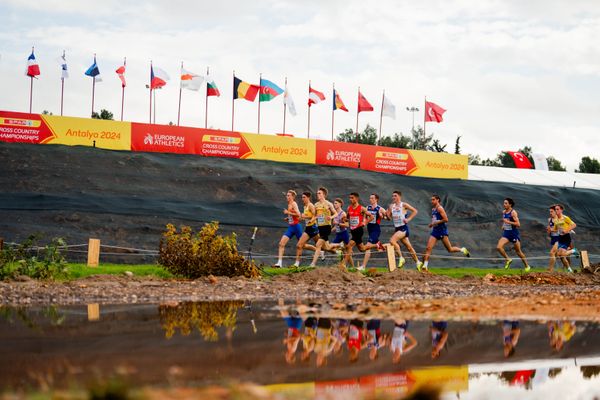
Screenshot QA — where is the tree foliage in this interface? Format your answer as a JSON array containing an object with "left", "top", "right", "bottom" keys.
[
  {"left": 335, "top": 124, "right": 447, "bottom": 152},
  {"left": 91, "top": 109, "right": 114, "bottom": 120},
  {"left": 577, "top": 156, "right": 600, "bottom": 174}
]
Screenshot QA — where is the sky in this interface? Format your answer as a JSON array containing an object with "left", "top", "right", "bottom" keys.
[{"left": 1, "top": 0, "right": 599, "bottom": 171}]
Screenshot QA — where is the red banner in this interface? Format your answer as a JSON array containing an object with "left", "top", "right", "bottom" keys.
[
  {"left": 199, "top": 130, "right": 252, "bottom": 159},
  {"left": 131, "top": 123, "right": 201, "bottom": 154},
  {"left": 316, "top": 140, "right": 418, "bottom": 175},
  {"left": 0, "top": 111, "right": 56, "bottom": 144}
]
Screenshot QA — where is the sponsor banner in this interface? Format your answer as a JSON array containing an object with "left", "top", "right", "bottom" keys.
[
  {"left": 0, "top": 111, "right": 131, "bottom": 150},
  {"left": 316, "top": 140, "right": 468, "bottom": 179},
  {"left": 242, "top": 132, "right": 316, "bottom": 164},
  {"left": 0, "top": 111, "right": 56, "bottom": 143},
  {"left": 200, "top": 130, "right": 253, "bottom": 159},
  {"left": 132, "top": 123, "right": 201, "bottom": 154}
]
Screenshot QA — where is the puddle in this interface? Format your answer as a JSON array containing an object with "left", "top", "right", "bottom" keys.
[{"left": 1, "top": 301, "right": 599, "bottom": 399}]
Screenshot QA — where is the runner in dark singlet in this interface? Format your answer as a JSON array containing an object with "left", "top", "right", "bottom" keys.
[{"left": 497, "top": 198, "right": 531, "bottom": 272}]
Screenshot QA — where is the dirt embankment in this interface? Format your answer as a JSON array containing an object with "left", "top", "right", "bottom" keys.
[
  {"left": 1, "top": 142, "right": 600, "bottom": 267},
  {"left": 2, "top": 268, "right": 600, "bottom": 320}
]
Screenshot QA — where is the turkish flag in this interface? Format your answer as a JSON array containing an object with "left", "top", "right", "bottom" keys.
[
  {"left": 357, "top": 91, "right": 373, "bottom": 113},
  {"left": 425, "top": 101, "right": 446, "bottom": 123},
  {"left": 508, "top": 151, "right": 533, "bottom": 169}
]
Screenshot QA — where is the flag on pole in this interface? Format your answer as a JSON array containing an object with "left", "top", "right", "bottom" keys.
[
  {"left": 507, "top": 151, "right": 533, "bottom": 169},
  {"left": 150, "top": 65, "right": 169, "bottom": 89},
  {"left": 382, "top": 94, "right": 396, "bottom": 119},
  {"left": 333, "top": 89, "right": 349, "bottom": 112},
  {"left": 425, "top": 101, "right": 446, "bottom": 123},
  {"left": 59, "top": 52, "right": 68, "bottom": 79},
  {"left": 233, "top": 76, "right": 260, "bottom": 101},
  {"left": 284, "top": 86, "right": 297, "bottom": 116},
  {"left": 357, "top": 91, "right": 373, "bottom": 113},
  {"left": 308, "top": 87, "right": 325, "bottom": 106},
  {"left": 85, "top": 56, "right": 102, "bottom": 82},
  {"left": 206, "top": 75, "right": 220, "bottom": 96},
  {"left": 259, "top": 78, "right": 284, "bottom": 102},
  {"left": 180, "top": 68, "right": 203, "bottom": 91},
  {"left": 532, "top": 153, "right": 549, "bottom": 171},
  {"left": 116, "top": 64, "right": 126, "bottom": 87},
  {"left": 26, "top": 50, "right": 40, "bottom": 77}
]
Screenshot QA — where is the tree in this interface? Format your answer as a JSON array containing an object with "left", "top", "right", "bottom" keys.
[
  {"left": 336, "top": 124, "right": 377, "bottom": 145},
  {"left": 428, "top": 139, "right": 447, "bottom": 153},
  {"left": 41, "top": 110, "right": 53, "bottom": 115},
  {"left": 577, "top": 156, "right": 600, "bottom": 174},
  {"left": 454, "top": 135, "right": 462, "bottom": 154},
  {"left": 410, "top": 126, "right": 434, "bottom": 150},
  {"left": 91, "top": 109, "right": 114, "bottom": 120},
  {"left": 378, "top": 133, "right": 411, "bottom": 149},
  {"left": 546, "top": 156, "right": 566, "bottom": 171}
]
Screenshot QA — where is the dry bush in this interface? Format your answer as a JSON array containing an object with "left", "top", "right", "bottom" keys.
[
  {"left": 159, "top": 301, "right": 243, "bottom": 340},
  {"left": 158, "top": 222, "right": 259, "bottom": 278}
]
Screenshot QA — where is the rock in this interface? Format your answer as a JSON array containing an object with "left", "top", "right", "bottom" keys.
[
  {"left": 123, "top": 271, "right": 134, "bottom": 277},
  {"left": 14, "top": 275, "right": 32, "bottom": 282},
  {"left": 208, "top": 275, "right": 218, "bottom": 284}
]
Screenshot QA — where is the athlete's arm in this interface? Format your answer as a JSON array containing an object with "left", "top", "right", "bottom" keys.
[
  {"left": 510, "top": 210, "right": 521, "bottom": 228},
  {"left": 327, "top": 201, "right": 336, "bottom": 222},
  {"left": 437, "top": 206, "right": 449, "bottom": 224},
  {"left": 386, "top": 205, "right": 393, "bottom": 220},
  {"left": 379, "top": 207, "right": 388, "bottom": 220},
  {"left": 403, "top": 332, "right": 418, "bottom": 354},
  {"left": 308, "top": 204, "right": 317, "bottom": 224},
  {"left": 404, "top": 202, "right": 418, "bottom": 223},
  {"left": 362, "top": 207, "right": 373, "bottom": 224},
  {"left": 339, "top": 212, "right": 349, "bottom": 228},
  {"left": 287, "top": 202, "right": 301, "bottom": 217},
  {"left": 564, "top": 217, "right": 576, "bottom": 234}
]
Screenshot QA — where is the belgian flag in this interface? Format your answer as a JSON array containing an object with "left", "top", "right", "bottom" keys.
[{"left": 233, "top": 76, "right": 260, "bottom": 102}]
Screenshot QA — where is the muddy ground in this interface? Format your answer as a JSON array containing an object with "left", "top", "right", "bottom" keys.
[{"left": 2, "top": 267, "right": 600, "bottom": 320}]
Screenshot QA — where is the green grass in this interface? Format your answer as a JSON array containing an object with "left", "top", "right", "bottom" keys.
[{"left": 64, "top": 263, "right": 173, "bottom": 280}]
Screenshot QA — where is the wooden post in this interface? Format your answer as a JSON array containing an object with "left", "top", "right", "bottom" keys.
[
  {"left": 0, "top": 237, "right": 3, "bottom": 251},
  {"left": 581, "top": 250, "right": 590, "bottom": 272},
  {"left": 87, "top": 238, "right": 100, "bottom": 267},
  {"left": 385, "top": 244, "right": 396, "bottom": 272},
  {"left": 87, "top": 303, "right": 100, "bottom": 321}
]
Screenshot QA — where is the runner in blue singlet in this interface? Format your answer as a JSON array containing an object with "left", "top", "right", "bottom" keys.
[{"left": 497, "top": 198, "right": 531, "bottom": 271}]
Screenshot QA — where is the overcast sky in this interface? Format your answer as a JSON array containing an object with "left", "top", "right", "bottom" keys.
[{"left": 1, "top": 0, "right": 599, "bottom": 170}]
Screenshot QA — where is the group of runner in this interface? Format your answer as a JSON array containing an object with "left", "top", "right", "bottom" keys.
[{"left": 275, "top": 188, "right": 579, "bottom": 272}]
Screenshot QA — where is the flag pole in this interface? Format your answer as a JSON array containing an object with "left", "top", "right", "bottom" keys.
[
  {"left": 149, "top": 61, "right": 153, "bottom": 124},
  {"left": 307, "top": 80, "right": 311, "bottom": 139},
  {"left": 331, "top": 83, "right": 335, "bottom": 141},
  {"left": 283, "top": 77, "right": 287, "bottom": 134},
  {"left": 257, "top": 72, "right": 262, "bottom": 134},
  {"left": 60, "top": 50, "right": 65, "bottom": 116},
  {"left": 231, "top": 70, "right": 235, "bottom": 131},
  {"left": 91, "top": 53, "right": 96, "bottom": 117},
  {"left": 120, "top": 57, "right": 126, "bottom": 121},
  {"left": 355, "top": 86, "right": 360, "bottom": 143},
  {"left": 423, "top": 96, "right": 426, "bottom": 150},
  {"left": 177, "top": 61, "right": 183, "bottom": 126},
  {"left": 205, "top": 66, "right": 209, "bottom": 129},
  {"left": 29, "top": 46, "right": 34, "bottom": 114},
  {"left": 378, "top": 90, "right": 385, "bottom": 144}
]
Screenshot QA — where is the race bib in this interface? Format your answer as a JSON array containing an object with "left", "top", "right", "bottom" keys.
[
  {"left": 317, "top": 214, "right": 326, "bottom": 225},
  {"left": 350, "top": 216, "right": 360, "bottom": 229}
]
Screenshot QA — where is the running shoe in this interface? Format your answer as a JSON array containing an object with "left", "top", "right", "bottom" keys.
[
  {"left": 336, "top": 249, "right": 343, "bottom": 261},
  {"left": 416, "top": 261, "right": 424, "bottom": 272},
  {"left": 320, "top": 251, "right": 326, "bottom": 261},
  {"left": 357, "top": 265, "right": 365, "bottom": 271},
  {"left": 462, "top": 247, "right": 471, "bottom": 257},
  {"left": 524, "top": 265, "right": 531, "bottom": 273},
  {"left": 398, "top": 257, "right": 406, "bottom": 269},
  {"left": 504, "top": 258, "right": 513, "bottom": 269},
  {"left": 567, "top": 267, "right": 574, "bottom": 273},
  {"left": 273, "top": 262, "right": 282, "bottom": 269},
  {"left": 571, "top": 248, "right": 579, "bottom": 258}
]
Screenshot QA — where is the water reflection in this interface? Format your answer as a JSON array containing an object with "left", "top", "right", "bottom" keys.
[{"left": 0, "top": 301, "right": 598, "bottom": 399}]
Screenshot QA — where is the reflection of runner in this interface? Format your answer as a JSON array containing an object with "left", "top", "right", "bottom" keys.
[
  {"left": 301, "top": 316, "right": 317, "bottom": 362},
  {"left": 347, "top": 319, "right": 366, "bottom": 362},
  {"left": 387, "top": 191, "right": 419, "bottom": 270},
  {"left": 309, "top": 187, "right": 337, "bottom": 268},
  {"left": 275, "top": 190, "right": 302, "bottom": 268},
  {"left": 365, "top": 319, "right": 387, "bottom": 360},
  {"left": 359, "top": 194, "right": 386, "bottom": 271},
  {"left": 430, "top": 320, "right": 449, "bottom": 359},
  {"left": 502, "top": 320, "right": 521, "bottom": 358},
  {"left": 553, "top": 205, "right": 578, "bottom": 272},
  {"left": 420, "top": 195, "right": 470, "bottom": 272},
  {"left": 293, "top": 192, "right": 319, "bottom": 267},
  {"left": 314, "top": 318, "right": 338, "bottom": 367},
  {"left": 278, "top": 299, "right": 302, "bottom": 364},
  {"left": 389, "top": 319, "right": 418, "bottom": 364},
  {"left": 547, "top": 206, "right": 561, "bottom": 272},
  {"left": 328, "top": 198, "right": 350, "bottom": 260},
  {"left": 497, "top": 198, "right": 531, "bottom": 272},
  {"left": 548, "top": 321, "right": 576, "bottom": 351}
]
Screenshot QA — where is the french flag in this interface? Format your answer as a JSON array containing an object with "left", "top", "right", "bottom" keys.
[
  {"left": 150, "top": 65, "right": 169, "bottom": 89},
  {"left": 26, "top": 49, "right": 40, "bottom": 77}
]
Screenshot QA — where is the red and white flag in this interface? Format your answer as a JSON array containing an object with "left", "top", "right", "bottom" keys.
[
  {"left": 508, "top": 151, "right": 533, "bottom": 169},
  {"left": 26, "top": 50, "right": 40, "bottom": 77},
  {"left": 150, "top": 65, "right": 170, "bottom": 89},
  {"left": 115, "top": 64, "right": 126, "bottom": 87},
  {"left": 357, "top": 90, "right": 373, "bottom": 113},
  {"left": 308, "top": 86, "right": 325, "bottom": 106},
  {"left": 425, "top": 101, "right": 446, "bottom": 123}
]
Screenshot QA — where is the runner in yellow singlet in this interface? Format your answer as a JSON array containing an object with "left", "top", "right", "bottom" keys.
[
  {"left": 309, "top": 187, "right": 337, "bottom": 267},
  {"left": 293, "top": 191, "right": 319, "bottom": 267}
]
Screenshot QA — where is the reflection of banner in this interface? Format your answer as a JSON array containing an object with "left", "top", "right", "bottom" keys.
[
  {"left": 242, "top": 132, "right": 315, "bottom": 164},
  {"left": 0, "top": 111, "right": 131, "bottom": 150},
  {"left": 316, "top": 140, "right": 468, "bottom": 179}
]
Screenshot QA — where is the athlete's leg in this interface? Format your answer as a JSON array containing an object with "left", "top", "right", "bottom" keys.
[
  {"left": 548, "top": 243, "right": 558, "bottom": 271},
  {"left": 400, "top": 237, "right": 419, "bottom": 263},
  {"left": 310, "top": 238, "right": 326, "bottom": 267},
  {"left": 496, "top": 237, "right": 510, "bottom": 260},
  {"left": 344, "top": 241, "right": 355, "bottom": 267},
  {"left": 441, "top": 236, "right": 463, "bottom": 253},
  {"left": 513, "top": 241, "right": 529, "bottom": 267},
  {"left": 389, "top": 231, "right": 405, "bottom": 259},
  {"left": 422, "top": 236, "right": 438, "bottom": 263},
  {"left": 362, "top": 249, "right": 372, "bottom": 269},
  {"left": 277, "top": 235, "right": 290, "bottom": 266},
  {"left": 295, "top": 233, "right": 310, "bottom": 264}
]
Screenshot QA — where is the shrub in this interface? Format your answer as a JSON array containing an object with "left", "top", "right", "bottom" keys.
[
  {"left": 159, "top": 301, "right": 244, "bottom": 340},
  {"left": 158, "top": 222, "right": 259, "bottom": 278},
  {"left": 0, "top": 236, "right": 68, "bottom": 280}
]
